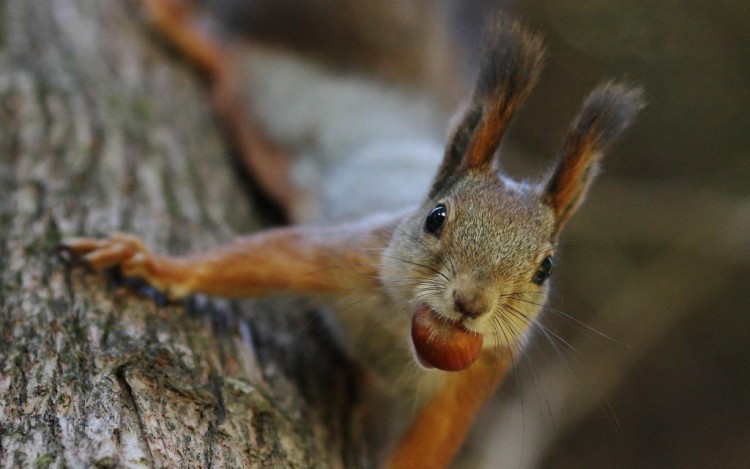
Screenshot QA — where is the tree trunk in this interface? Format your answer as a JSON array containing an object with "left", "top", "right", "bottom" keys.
[{"left": 0, "top": 0, "right": 369, "bottom": 467}]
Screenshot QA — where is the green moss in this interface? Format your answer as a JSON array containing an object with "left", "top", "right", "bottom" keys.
[
  {"left": 13, "top": 349, "right": 26, "bottom": 368},
  {"left": 111, "top": 95, "right": 157, "bottom": 138},
  {"left": 160, "top": 167, "right": 183, "bottom": 224},
  {"left": 34, "top": 453, "right": 56, "bottom": 469},
  {"left": 45, "top": 217, "right": 63, "bottom": 249},
  {"left": 57, "top": 393, "right": 70, "bottom": 406},
  {"left": 226, "top": 377, "right": 256, "bottom": 396},
  {"left": 130, "top": 97, "right": 155, "bottom": 123},
  {"left": 94, "top": 456, "right": 117, "bottom": 468}
]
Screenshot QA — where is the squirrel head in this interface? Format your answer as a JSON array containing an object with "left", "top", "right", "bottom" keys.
[{"left": 382, "top": 21, "right": 644, "bottom": 372}]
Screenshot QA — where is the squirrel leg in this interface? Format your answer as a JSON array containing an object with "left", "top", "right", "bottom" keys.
[
  {"left": 141, "top": 0, "right": 224, "bottom": 76},
  {"left": 60, "top": 220, "right": 392, "bottom": 300},
  {"left": 60, "top": 232, "right": 203, "bottom": 300},
  {"left": 141, "top": 0, "right": 305, "bottom": 218},
  {"left": 58, "top": 233, "right": 206, "bottom": 300},
  {"left": 387, "top": 352, "right": 511, "bottom": 469}
]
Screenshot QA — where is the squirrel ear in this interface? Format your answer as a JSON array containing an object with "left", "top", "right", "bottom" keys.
[
  {"left": 544, "top": 83, "right": 645, "bottom": 235},
  {"left": 429, "top": 21, "right": 545, "bottom": 197}
]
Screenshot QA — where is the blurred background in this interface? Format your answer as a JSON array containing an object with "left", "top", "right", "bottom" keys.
[{"left": 452, "top": 1, "right": 750, "bottom": 467}]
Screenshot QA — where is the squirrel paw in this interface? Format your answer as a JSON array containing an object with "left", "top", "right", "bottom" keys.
[
  {"left": 59, "top": 233, "right": 192, "bottom": 301},
  {"left": 59, "top": 232, "right": 150, "bottom": 272},
  {"left": 59, "top": 233, "right": 167, "bottom": 293}
]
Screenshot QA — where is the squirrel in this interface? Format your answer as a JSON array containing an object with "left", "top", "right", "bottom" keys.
[{"left": 61, "top": 0, "right": 644, "bottom": 467}]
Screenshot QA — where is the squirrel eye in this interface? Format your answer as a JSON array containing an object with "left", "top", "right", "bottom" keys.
[
  {"left": 532, "top": 256, "right": 553, "bottom": 285},
  {"left": 424, "top": 203, "right": 447, "bottom": 237}
]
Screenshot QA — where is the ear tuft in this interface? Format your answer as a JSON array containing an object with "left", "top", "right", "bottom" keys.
[
  {"left": 474, "top": 20, "right": 546, "bottom": 110},
  {"left": 568, "top": 83, "right": 645, "bottom": 151},
  {"left": 464, "top": 20, "right": 546, "bottom": 169},
  {"left": 545, "top": 83, "right": 644, "bottom": 234},
  {"left": 430, "top": 20, "right": 546, "bottom": 197}
]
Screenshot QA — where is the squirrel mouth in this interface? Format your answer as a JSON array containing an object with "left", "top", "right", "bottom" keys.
[{"left": 411, "top": 303, "right": 484, "bottom": 371}]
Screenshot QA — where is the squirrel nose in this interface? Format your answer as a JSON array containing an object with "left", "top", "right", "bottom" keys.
[{"left": 453, "top": 291, "right": 490, "bottom": 319}]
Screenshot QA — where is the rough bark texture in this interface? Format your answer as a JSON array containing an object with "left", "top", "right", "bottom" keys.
[{"left": 0, "top": 1, "right": 368, "bottom": 467}]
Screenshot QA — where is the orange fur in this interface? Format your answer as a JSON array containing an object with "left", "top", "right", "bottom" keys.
[
  {"left": 64, "top": 223, "right": 393, "bottom": 299},
  {"left": 143, "top": 0, "right": 224, "bottom": 76},
  {"left": 546, "top": 136, "right": 597, "bottom": 227},
  {"left": 387, "top": 351, "right": 510, "bottom": 468},
  {"left": 544, "top": 83, "right": 644, "bottom": 235},
  {"left": 465, "top": 103, "right": 507, "bottom": 169}
]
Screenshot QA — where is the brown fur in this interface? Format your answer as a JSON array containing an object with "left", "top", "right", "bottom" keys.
[
  {"left": 545, "top": 83, "right": 645, "bottom": 235},
  {"left": 430, "top": 21, "right": 545, "bottom": 197},
  {"left": 144, "top": 0, "right": 224, "bottom": 75}
]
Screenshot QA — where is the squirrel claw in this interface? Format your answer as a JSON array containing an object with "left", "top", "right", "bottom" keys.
[
  {"left": 56, "top": 237, "right": 107, "bottom": 267},
  {"left": 58, "top": 233, "right": 151, "bottom": 272},
  {"left": 59, "top": 233, "right": 189, "bottom": 301}
]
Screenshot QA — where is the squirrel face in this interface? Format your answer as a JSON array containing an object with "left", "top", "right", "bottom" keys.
[
  {"left": 382, "top": 21, "right": 644, "bottom": 372},
  {"left": 383, "top": 170, "right": 556, "bottom": 371}
]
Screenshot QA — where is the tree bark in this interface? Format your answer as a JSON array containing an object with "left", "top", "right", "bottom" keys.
[{"left": 0, "top": 1, "right": 368, "bottom": 467}]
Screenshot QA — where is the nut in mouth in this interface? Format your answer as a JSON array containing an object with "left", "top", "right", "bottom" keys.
[{"left": 411, "top": 302, "right": 484, "bottom": 371}]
